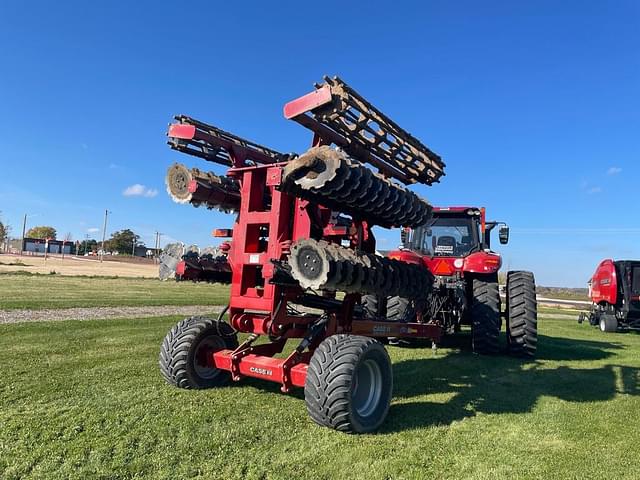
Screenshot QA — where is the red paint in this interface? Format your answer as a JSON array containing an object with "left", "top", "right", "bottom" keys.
[
  {"left": 168, "top": 123, "right": 196, "bottom": 139},
  {"left": 175, "top": 260, "right": 186, "bottom": 276},
  {"left": 283, "top": 85, "right": 332, "bottom": 119},
  {"left": 463, "top": 251, "right": 502, "bottom": 275},
  {"left": 388, "top": 249, "right": 422, "bottom": 265},
  {"left": 590, "top": 259, "right": 618, "bottom": 305}
]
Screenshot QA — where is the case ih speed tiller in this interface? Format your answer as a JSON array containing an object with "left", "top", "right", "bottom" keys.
[{"left": 159, "top": 77, "right": 537, "bottom": 433}]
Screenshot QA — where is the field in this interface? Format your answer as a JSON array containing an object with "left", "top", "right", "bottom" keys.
[
  {"left": 0, "top": 254, "right": 158, "bottom": 277},
  {"left": 1, "top": 275, "right": 639, "bottom": 479},
  {"left": 0, "top": 274, "right": 229, "bottom": 310}
]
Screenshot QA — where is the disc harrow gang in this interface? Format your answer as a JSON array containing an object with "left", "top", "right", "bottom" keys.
[
  {"left": 177, "top": 250, "right": 232, "bottom": 284},
  {"left": 166, "top": 163, "right": 241, "bottom": 213},
  {"left": 288, "top": 238, "right": 433, "bottom": 299},
  {"left": 281, "top": 146, "right": 432, "bottom": 228}
]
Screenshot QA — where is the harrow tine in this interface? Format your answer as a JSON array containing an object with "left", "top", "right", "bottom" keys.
[{"left": 284, "top": 76, "right": 446, "bottom": 185}]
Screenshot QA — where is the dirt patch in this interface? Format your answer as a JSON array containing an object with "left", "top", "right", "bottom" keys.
[{"left": 0, "top": 254, "right": 158, "bottom": 277}]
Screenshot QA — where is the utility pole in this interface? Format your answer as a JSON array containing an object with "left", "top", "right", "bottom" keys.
[
  {"left": 154, "top": 231, "right": 162, "bottom": 263},
  {"left": 131, "top": 236, "right": 136, "bottom": 256},
  {"left": 100, "top": 209, "right": 109, "bottom": 263},
  {"left": 20, "top": 214, "right": 27, "bottom": 256}
]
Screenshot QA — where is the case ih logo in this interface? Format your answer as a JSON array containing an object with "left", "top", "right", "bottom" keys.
[{"left": 249, "top": 367, "right": 273, "bottom": 376}]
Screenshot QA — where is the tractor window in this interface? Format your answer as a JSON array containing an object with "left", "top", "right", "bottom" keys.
[{"left": 418, "top": 216, "right": 478, "bottom": 256}]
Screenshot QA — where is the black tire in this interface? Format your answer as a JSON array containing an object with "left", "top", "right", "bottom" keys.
[
  {"left": 304, "top": 335, "right": 393, "bottom": 433},
  {"left": 159, "top": 316, "right": 238, "bottom": 389},
  {"left": 386, "top": 296, "right": 416, "bottom": 322},
  {"left": 470, "top": 275, "right": 501, "bottom": 354},
  {"left": 599, "top": 313, "right": 618, "bottom": 333},
  {"left": 506, "top": 271, "right": 538, "bottom": 357},
  {"left": 362, "top": 294, "right": 385, "bottom": 318}
]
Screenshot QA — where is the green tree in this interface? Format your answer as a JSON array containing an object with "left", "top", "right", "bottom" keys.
[
  {"left": 0, "top": 221, "right": 7, "bottom": 244},
  {"left": 78, "top": 239, "right": 98, "bottom": 255},
  {"left": 26, "top": 226, "right": 57, "bottom": 239},
  {"left": 108, "top": 229, "right": 142, "bottom": 254},
  {"left": 77, "top": 239, "right": 98, "bottom": 255}
]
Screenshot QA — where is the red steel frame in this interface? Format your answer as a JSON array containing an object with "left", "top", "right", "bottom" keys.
[{"left": 185, "top": 92, "right": 445, "bottom": 393}]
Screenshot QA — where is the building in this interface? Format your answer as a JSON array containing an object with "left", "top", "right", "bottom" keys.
[{"left": 22, "top": 238, "right": 75, "bottom": 255}]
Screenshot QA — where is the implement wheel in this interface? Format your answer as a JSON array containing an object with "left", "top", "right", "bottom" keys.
[
  {"left": 599, "top": 313, "right": 618, "bottom": 333},
  {"left": 470, "top": 274, "right": 501, "bottom": 354},
  {"left": 304, "top": 335, "right": 393, "bottom": 433},
  {"left": 506, "top": 271, "right": 538, "bottom": 357},
  {"left": 159, "top": 316, "right": 238, "bottom": 389}
]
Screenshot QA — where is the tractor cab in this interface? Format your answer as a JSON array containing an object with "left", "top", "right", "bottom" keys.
[
  {"left": 402, "top": 207, "right": 509, "bottom": 255},
  {"left": 395, "top": 207, "right": 510, "bottom": 277}
]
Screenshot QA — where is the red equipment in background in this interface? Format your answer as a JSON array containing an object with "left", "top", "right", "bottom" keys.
[{"left": 580, "top": 259, "right": 640, "bottom": 332}]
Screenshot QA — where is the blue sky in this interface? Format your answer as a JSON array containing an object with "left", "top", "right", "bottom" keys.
[{"left": 0, "top": 1, "right": 638, "bottom": 287}]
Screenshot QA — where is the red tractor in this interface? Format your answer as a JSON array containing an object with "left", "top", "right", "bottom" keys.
[
  {"left": 159, "top": 76, "right": 537, "bottom": 433},
  {"left": 579, "top": 259, "right": 640, "bottom": 332},
  {"left": 363, "top": 207, "right": 538, "bottom": 356}
]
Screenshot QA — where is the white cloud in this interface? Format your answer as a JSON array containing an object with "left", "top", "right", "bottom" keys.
[
  {"left": 587, "top": 186, "right": 602, "bottom": 194},
  {"left": 87, "top": 227, "right": 100, "bottom": 233},
  {"left": 607, "top": 167, "right": 622, "bottom": 175},
  {"left": 109, "top": 163, "right": 122, "bottom": 169},
  {"left": 123, "top": 184, "right": 158, "bottom": 198}
]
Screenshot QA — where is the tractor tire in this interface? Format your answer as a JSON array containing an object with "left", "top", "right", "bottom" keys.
[
  {"left": 386, "top": 296, "right": 416, "bottom": 322},
  {"left": 159, "top": 316, "right": 238, "bottom": 389},
  {"left": 506, "top": 271, "right": 538, "bottom": 357},
  {"left": 599, "top": 313, "right": 618, "bottom": 333},
  {"left": 362, "top": 294, "right": 384, "bottom": 318},
  {"left": 304, "top": 334, "right": 393, "bottom": 433},
  {"left": 470, "top": 275, "right": 501, "bottom": 355}
]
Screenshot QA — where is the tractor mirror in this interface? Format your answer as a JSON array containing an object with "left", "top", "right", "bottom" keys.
[{"left": 498, "top": 225, "right": 510, "bottom": 244}]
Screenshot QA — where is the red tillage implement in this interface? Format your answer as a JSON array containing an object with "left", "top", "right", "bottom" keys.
[{"left": 160, "top": 77, "right": 458, "bottom": 432}]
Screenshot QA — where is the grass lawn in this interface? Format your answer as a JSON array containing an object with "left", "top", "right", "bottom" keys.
[
  {"left": 1, "top": 316, "right": 639, "bottom": 479},
  {"left": 0, "top": 274, "right": 230, "bottom": 310}
]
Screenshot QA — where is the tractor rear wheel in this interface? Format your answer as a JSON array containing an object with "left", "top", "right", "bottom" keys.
[
  {"left": 362, "top": 294, "right": 385, "bottom": 318},
  {"left": 386, "top": 296, "right": 417, "bottom": 322},
  {"left": 470, "top": 275, "right": 501, "bottom": 354},
  {"left": 159, "top": 316, "right": 238, "bottom": 389},
  {"left": 599, "top": 313, "right": 618, "bottom": 333},
  {"left": 305, "top": 334, "right": 393, "bottom": 433},
  {"left": 506, "top": 271, "right": 538, "bottom": 357}
]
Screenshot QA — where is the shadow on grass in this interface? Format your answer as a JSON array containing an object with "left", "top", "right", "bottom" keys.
[{"left": 382, "top": 334, "right": 637, "bottom": 433}]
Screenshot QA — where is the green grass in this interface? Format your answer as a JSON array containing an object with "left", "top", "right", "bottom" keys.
[
  {"left": 0, "top": 274, "right": 230, "bottom": 310},
  {"left": 1, "top": 316, "right": 639, "bottom": 479}
]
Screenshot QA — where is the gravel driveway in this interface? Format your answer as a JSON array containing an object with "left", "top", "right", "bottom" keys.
[{"left": 0, "top": 305, "right": 223, "bottom": 325}]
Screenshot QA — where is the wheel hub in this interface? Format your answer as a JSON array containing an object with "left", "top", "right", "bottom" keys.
[
  {"left": 193, "top": 335, "right": 226, "bottom": 379},
  {"left": 351, "top": 358, "right": 383, "bottom": 418}
]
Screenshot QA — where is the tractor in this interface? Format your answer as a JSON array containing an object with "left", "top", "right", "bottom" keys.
[
  {"left": 363, "top": 207, "right": 538, "bottom": 357},
  {"left": 158, "top": 76, "right": 537, "bottom": 433},
  {"left": 579, "top": 259, "right": 640, "bottom": 332}
]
